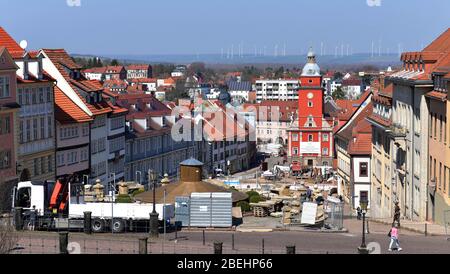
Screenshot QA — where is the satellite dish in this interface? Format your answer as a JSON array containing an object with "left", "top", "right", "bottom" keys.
[{"left": 19, "top": 40, "right": 28, "bottom": 50}]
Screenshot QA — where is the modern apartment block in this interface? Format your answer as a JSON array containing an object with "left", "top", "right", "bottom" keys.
[{"left": 255, "top": 79, "right": 299, "bottom": 102}]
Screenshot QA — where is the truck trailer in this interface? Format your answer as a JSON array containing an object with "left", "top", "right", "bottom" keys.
[{"left": 12, "top": 178, "right": 174, "bottom": 233}]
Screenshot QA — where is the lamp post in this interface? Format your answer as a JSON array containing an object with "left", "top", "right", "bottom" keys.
[
  {"left": 148, "top": 169, "right": 159, "bottom": 238},
  {"left": 357, "top": 199, "right": 369, "bottom": 254},
  {"left": 110, "top": 173, "right": 116, "bottom": 234}
]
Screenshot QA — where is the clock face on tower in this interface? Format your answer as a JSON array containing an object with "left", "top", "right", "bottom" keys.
[{"left": 307, "top": 92, "right": 314, "bottom": 99}]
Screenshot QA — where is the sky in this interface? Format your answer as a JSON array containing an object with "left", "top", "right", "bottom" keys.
[{"left": 1, "top": 0, "right": 449, "bottom": 56}]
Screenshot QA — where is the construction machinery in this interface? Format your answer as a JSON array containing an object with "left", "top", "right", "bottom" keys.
[{"left": 11, "top": 176, "right": 174, "bottom": 233}]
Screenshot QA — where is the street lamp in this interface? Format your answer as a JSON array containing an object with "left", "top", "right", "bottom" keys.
[
  {"left": 110, "top": 173, "right": 116, "bottom": 234},
  {"left": 357, "top": 198, "right": 369, "bottom": 254},
  {"left": 148, "top": 169, "right": 159, "bottom": 238}
]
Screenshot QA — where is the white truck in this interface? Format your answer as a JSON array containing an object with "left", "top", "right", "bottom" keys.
[{"left": 12, "top": 179, "right": 174, "bottom": 233}]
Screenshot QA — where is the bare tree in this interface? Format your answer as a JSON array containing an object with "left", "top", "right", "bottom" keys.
[{"left": 0, "top": 216, "right": 18, "bottom": 254}]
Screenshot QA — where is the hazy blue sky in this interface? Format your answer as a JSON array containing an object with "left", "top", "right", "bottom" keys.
[{"left": 1, "top": 0, "right": 449, "bottom": 55}]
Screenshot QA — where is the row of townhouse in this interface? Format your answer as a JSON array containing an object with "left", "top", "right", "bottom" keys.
[
  {"left": 116, "top": 93, "right": 196, "bottom": 184},
  {"left": 84, "top": 64, "right": 152, "bottom": 81},
  {"left": 190, "top": 98, "right": 256, "bottom": 177},
  {"left": 0, "top": 27, "right": 197, "bottom": 205},
  {"left": 367, "top": 28, "right": 450, "bottom": 224}
]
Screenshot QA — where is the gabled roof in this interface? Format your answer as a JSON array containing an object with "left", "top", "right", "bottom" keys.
[
  {"left": 42, "top": 49, "right": 83, "bottom": 70},
  {"left": 126, "top": 64, "right": 151, "bottom": 70},
  {"left": 54, "top": 86, "right": 92, "bottom": 124},
  {"left": 0, "top": 27, "right": 25, "bottom": 58}
]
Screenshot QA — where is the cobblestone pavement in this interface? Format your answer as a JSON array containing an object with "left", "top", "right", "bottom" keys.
[{"left": 10, "top": 227, "right": 450, "bottom": 254}]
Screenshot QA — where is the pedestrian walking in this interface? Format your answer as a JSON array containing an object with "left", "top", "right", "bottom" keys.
[
  {"left": 29, "top": 205, "right": 37, "bottom": 231},
  {"left": 393, "top": 201, "right": 401, "bottom": 227},
  {"left": 388, "top": 224, "right": 402, "bottom": 252}
]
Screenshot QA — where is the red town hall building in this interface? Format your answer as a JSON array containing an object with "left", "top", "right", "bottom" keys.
[{"left": 287, "top": 48, "right": 334, "bottom": 171}]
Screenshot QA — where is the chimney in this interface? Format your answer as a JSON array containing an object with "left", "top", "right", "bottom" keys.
[
  {"left": 23, "top": 55, "right": 29, "bottom": 80},
  {"left": 38, "top": 55, "right": 43, "bottom": 79}
]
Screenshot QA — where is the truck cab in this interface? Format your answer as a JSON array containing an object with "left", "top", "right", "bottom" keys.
[{"left": 14, "top": 181, "right": 56, "bottom": 217}]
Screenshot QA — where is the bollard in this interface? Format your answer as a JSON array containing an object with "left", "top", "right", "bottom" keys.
[
  {"left": 214, "top": 241, "right": 223, "bottom": 254},
  {"left": 232, "top": 234, "right": 235, "bottom": 250},
  {"left": 59, "top": 232, "right": 69, "bottom": 254},
  {"left": 425, "top": 223, "right": 428, "bottom": 236},
  {"left": 83, "top": 211, "right": 92, "bottom": 234},
  {"left": 14, "top": 207, "right": 23, "bottom": 231},
  {"left": 175, "top": 224, "right": 178, "bottom": 240},
  {"left": 286, "top": 245, "right": 296, "bottom": 254},
  {"left": 262, "top": 238, "right": 265, "bottom": 254},
  {"left": 202, "top": 230, "right": 205, "bottom": 246},
  {"left": 139, "top": 237, "right": 148, "bottom": 254}
]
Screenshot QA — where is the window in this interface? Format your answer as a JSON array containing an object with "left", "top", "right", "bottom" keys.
[
  {"left": 18, "top": 89, "right": 23, "bottom": 105},
  {"left": 38, "top": 88, "right": 44, "bottom": 103},
  {"left": 91, "top": 140, "right": 98, "bottom": 154},
  {"left": 322, "top": 148, "right": 329, "bottom": 155},
  {"left": 360, "top": 162, "right": 368, "bottom": 177},
  {"left": 46, "top": 87, "right": 51, "bottom": 102},
  {"left": 31, "top": 88, "right": 37, "bottom": 104},
  {"left": 34, "top": 158, "right": 40, "bottom": 176},
  {"left": 47, "top": 117, "right": 52, "bottom": 137},
  {"left": 323, "top": 134, "right": 329, "bottom": 142},
  {"left": 41, "top": 157, "right": 46, "bottom": 174},
  {"left": 293, "top": 147, "right": 298, "bottom": 155},
  {"left": 57, "top": 153, "right": 65, "bottom": 167},
  {"left": 33, "top": 119, "right": 38, "bottom": 140},
  {"left": 308, "top": 101, "right": 313, "bottom": 107},
  {"left": 292, "top": 133, "right": 298, "bottom": 141},
  {"left": 98, "top": 138, "right": 106, "bottom": 152},
  {"left": 24, "top": 89, "right": 30, "bottom": 105},
  {"left": 80, "top": 148, "right": 88, "bottom": 162},
  {"left": 0, "top": 76, "right": 10, "bottom": 98},
  {"left": 47, "top": 155, "right": 53, "bottom": 172},
  {"left": 111, "top": 116, "right": 124, "bottom": 130},
  {"left": 26, "top": 120, "right": 31, "bottom": 142},
  {"left": 37, "top": 117, "right": 44, "bottom": 139},
  {"left": 67, "top": 151, "right": 78, "bottom": 165},
  {"left": 0, "top": 116, "right": 10, "bottom": 134},
  {"left": 0, "top": 150, "right": 11, "bottom": 169},
  {"left": 308, "top": 134, "right": 313, "bottom": 142},
  {"left": 19, "top": 121, "right": 24, "bottom": 143},
  {"left": 82, "top": 124, "right": 89, "bottom": 136}
]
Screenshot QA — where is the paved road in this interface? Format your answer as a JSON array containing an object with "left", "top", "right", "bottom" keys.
[{"left": 12, "top": 220, "right": 450, "bottom": 254}]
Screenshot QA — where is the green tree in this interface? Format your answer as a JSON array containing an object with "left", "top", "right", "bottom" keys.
[
  {"left": 332, "top": 86, "right": 346, "bottom": 100},
  {"left": 110, "top": 59, "right": 119, "bottom": 66}
]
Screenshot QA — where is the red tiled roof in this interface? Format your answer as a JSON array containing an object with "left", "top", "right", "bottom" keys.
[
  {"left": 105, "top": 66, "right": 124, "bottom": 73},
  {"left": 424, "top": 28, "right": 450, "bottom": 52},
  {"left": 128, "top": 78, "right": 156, "bottom": 83},
  {"left": 84, "top": 67, "right": 107, "bottom": 74},
  {"left": 367, "top": 113, "right": 391, "bottom": 128},
  {"left": 425, "top": 90, "right": 447, "bottom": 101},
  {"left": 42, "top": 49, "right": 83, "bottom": 69},
  {"left": 0, "top": 27, "right": 24, "bottom": 58},
  {"left": 336, "top": 101, "right": 373, "bottom": 141},
  {"left": 17, "top": 70, "right": 56, "bottom": 84},
  {"left": 54, "top": 86, "right": 92, "bottom": 124},
  {"left": 126, "top": 64, "right": 151, "bottom": 70}
]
